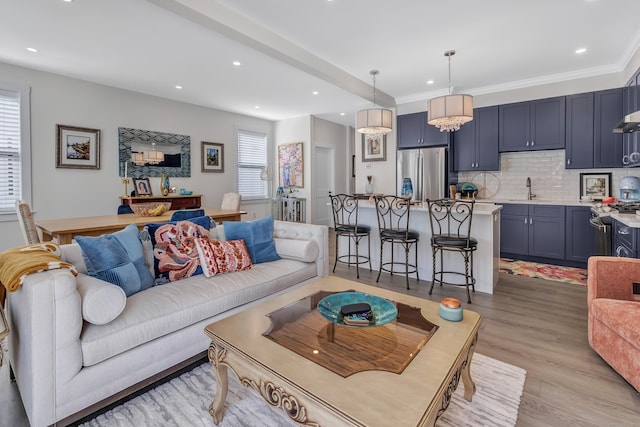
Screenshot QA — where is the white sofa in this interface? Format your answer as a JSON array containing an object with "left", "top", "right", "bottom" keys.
[{"left": 6, "top": 220, "right": 328, "bottom": 426}]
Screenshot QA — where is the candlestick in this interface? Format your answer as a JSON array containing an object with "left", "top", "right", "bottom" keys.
[
  {"left": 121, "top": 178, "right": 130, "bottom": 197},
  {"left": 124, "top": 161, "right": 128, "bottom": 179}
]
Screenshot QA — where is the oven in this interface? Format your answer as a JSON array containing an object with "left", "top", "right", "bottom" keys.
[{"left": 589, "top": 208, "right": 613, "bottom": 256}]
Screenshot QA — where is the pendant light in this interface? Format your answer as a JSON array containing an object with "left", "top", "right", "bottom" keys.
[
  {"left": 427, "top": 50, "right": 473, "bottom": 132},
  {"left": 357, "top": 70, "right": 393, "bottom": 135},
  {"left": 145, "top": 142, "right": 165, "bottom": 164}
]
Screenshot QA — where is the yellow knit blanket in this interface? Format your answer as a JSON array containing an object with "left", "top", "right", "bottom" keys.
[{"left": 0, "top": 242, "right": 78, "bottom": 305}]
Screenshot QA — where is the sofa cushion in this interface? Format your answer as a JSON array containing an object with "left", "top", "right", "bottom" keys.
[
  {"left": 80, "top": 258, "right": 317, "bottom": 366},
  {"left": 223, "top": 216, "right": 280, "bottom": 264},
  {"left": 274, "top": 238, "right": 319, "bottom": 263},
  {"left": 75, "top": 224, "right": 154, "bottom": 296},
  {"left": 147, "top": 217, "right": 212, "bottom": 282},
  {"left": 194, "top": 238, "right": 253, "bottom": 277},
  {"left": 75, "top": 274, "right": 126, "bottom": 325},
  {"left": 591, "top": 298, "right": 640, "bottom": 347}
]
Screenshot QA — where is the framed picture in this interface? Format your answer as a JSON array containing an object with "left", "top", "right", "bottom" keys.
[
  {"left": 580, "top": 172, "right": 611, "bottom": 200},
  {"left": 56, "top": 124, "right": 101, "bottom": 169},
  {"left": 133, "top": 177, "right": 153, "bottom": 196},
  {"left": 201, "top": 141, "right": 224, "bottom": 173},
  {"left": 362, "top": 134, "right": 386, "bottom": 162},
  {"left": 278, "top": 142, "right": 304, "bottom": 188}
]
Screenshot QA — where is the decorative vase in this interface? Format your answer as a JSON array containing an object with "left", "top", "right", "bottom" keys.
[
  {"left": 365, "top": 176, "right": 373, "bottom": 194},
  {"left": 160, "top": 174, "right": 170, "bottom": 196},
  {"left": 401, "top": 178, "right": 413, "bottom": 199}
]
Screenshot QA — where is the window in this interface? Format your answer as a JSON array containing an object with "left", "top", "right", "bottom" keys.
[
  {"left": 237, "top": 129, "right": 268, "bottom": 200},
  {"left": 0, "top": 82, "right": 31, "bottom": 217}
]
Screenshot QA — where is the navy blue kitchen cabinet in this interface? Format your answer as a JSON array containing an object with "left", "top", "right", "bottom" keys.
[
  {"left": 499, "top": 96, "right": 565, "bottom": 152},
  {"left": 500, "top": 204, "right": 565, "bottom": 260},
  {"left": 453, "top": 106, "right": 499, "bottom": 171},
  {"left": 613, "top": 218, "right": 638, "bottom": 258},
  {"left": 622, "top": 70, "right": 640, "bottom": 167},
  {"left": 594, "top": 88, "right": 624, "bottom": 168},
  {"left": 500, "top": 204, "right": 529, "bottom": 255},
  {"left": 566, "top": 89, "right": 624, "bottom": 169},
  {"left": 397, "top": 111, "right": 448, "bottom": 149},
  {"left": 565, "top": 92, "right": 594, "bottom": 169},
  {"left": 565, "top": 206, "right": 595, "bottom": 263}
]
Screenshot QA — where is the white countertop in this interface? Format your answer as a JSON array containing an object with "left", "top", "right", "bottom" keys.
[
  {"left": 483, "top": 198, "right": 595, "bottom": 207},
  {"left": 357, "top": 200, "right": 502, "bottom": 215},
  {"left": 610, "top": 212, "right": 640, "bottom": 228}
]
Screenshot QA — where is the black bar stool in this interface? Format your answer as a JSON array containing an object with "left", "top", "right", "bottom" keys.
[
  {"left": 426, "top": 198, "right": 477, "bottom": 303},
  {"left": 374, "top": 195, "right": 419, "bottom": 289},
  {"left": 329, "top": 193, "right": 371, "bottom": 278}
]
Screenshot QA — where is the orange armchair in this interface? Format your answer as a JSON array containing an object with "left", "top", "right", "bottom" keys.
[{"left": 587, "top": 256, "right": 640, "bottom": 392}]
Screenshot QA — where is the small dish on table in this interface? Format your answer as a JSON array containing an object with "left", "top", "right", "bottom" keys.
[{"left": 317, "top": 291, "right": 398, "bottom": 327}]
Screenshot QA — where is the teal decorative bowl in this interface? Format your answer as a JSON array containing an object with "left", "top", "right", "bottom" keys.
[{"left": 317, "top": 292, "right": 398, "bottom": 327}]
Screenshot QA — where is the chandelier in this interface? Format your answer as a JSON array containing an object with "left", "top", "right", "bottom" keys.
[
  {"left": 144, "top": 142, "right": 165, "bottom": 165},
  {"left": 427, "top": 50, "right": 473, "bottom": 132},
  {"left": 356, "top": 70, "right": 393, "bottom": 135}
]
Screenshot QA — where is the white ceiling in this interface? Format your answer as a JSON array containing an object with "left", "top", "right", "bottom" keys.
[{"left": 1, "top": 0, "right": 639, "bottom": 127}]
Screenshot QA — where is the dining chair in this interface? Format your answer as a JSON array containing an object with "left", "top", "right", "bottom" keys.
[
  {"left": 329, "top": 193, "right": 371, "bottom": 278},
  {"left": 221, "top": 192, "right": 241, "bottom": 211},
  {"left": 15, "top": 199, "right": 40, "bottom": 245},
  {"left": 170, "top": 209, "right": 205, "bottom": 222},
  {"left": 426, "top": 198, "right": 477, "bottom": 303},
  {"left": 373, "top": 195, "right": 419, "bottom": 290},
  {"left": 117, "top": 204, "right": 134, "bottom": 214}
]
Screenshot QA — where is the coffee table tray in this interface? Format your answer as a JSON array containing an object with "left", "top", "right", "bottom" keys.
[{"left": 263, "top": 290, "right": 438, "bottom": 377}]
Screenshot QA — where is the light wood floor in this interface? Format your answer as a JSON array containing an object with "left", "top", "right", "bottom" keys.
[{"left": 2, "top": 233, "right": 639, "bottom": 426}]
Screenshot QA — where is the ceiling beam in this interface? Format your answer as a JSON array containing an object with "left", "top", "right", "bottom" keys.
[{"left": 146, "top": 0, "right": 396, "bottom": 109}]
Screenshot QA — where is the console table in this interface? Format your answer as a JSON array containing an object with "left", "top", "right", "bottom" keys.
[{"left": 120, "top": 195, "right": 202, "bottom": 210}]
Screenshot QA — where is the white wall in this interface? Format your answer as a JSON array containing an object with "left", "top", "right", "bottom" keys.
[
  {"left": 353, "top": 112, "right": 398, "bottom": 196},
  {"left": 0, "top": 61, "right": 274, "bottom": 251}
]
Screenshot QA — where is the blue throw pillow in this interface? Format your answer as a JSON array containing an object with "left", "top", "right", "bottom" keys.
[
  {"left": 223, "top": 215, "right": 280, "bottom": 264},
  {"left": 146, "top": 216, "right": 212, "bottom": 281},
  {"left": 76, "top": 224, "right": 155, "bottom": 296}
]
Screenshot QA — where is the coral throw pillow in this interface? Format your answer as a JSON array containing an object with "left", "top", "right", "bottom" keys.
[
  {"left": 195, "top": 238, "right": 253, "bottom": 278},
  {"left": 149, "top": 219, "right": 211, "bottom": 282}
]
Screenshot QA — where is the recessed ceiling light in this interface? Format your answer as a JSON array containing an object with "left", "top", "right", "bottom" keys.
[
  {"left": 175, "top": 85, "right": 183, "bottom": 90},
  {"left": 312, "top": 91, "right": 319, "bottom": 95},
  {"left": 63, "top": 0, "right": 73, "bottom": 3},
  {"left": 26, "top": 47, "right": 38, "bottom": 53},
  {"left": 427, "top": 80, "right": 434, "bottom": 85},
  {"left": 255, "top": 105, "right": 261, "bottom": 109},
  {"left": 575, "top": 48, "right": 587, "bottom": 54},
  {"left": 232, "top": 61, "right": 241, "bottom": 66},
  {"left": 340, "top": 112, "right": 345, "bottom": 116}
]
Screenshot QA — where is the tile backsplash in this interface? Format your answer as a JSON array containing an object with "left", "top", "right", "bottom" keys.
[{"left": 457, "top": 150, "right": 640, "bottom": 202}]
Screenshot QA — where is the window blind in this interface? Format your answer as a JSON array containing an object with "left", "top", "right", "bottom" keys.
[
  {"left": 0, "top": 89, "right": 21, "bottom": 212},
  {"left": 237, "top": 130, "right": 268, "bottom": 199}
]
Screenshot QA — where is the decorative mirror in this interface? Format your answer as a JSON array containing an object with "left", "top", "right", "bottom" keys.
[{"left": 118, "top": 127, "right": 191, "bottom": 177}]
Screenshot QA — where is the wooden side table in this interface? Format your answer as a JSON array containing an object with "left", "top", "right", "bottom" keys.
[
  {"left": 0, "top": 306, "right": 8, "bottom": 367},
  {"left": 120, "top": 194, "right": 202, "bottom": 210}
]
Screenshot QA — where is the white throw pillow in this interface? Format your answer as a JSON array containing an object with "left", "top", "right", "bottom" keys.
[
  {"left": 274, "top": 238, "right": 318, "bottom": 263},
  {"left": 76, "top": 274, "right": 126, "bottom": 325}
]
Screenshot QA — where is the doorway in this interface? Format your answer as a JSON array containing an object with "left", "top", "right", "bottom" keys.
[{"left": 314, "top": 146, "right": 334, "bottom": 226}]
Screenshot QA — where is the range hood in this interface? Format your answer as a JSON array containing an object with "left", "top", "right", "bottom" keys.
[{"left": 613, "top": 110, "right": 640, "bottom": 134}]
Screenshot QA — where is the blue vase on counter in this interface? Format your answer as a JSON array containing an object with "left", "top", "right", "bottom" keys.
[{"left": 401, "top": 178, "right": 413, "bottom": 199}]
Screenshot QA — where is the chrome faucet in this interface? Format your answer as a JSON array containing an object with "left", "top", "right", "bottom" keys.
[{"left": 526, "top": 177, "right": 536, "bottom": 200}]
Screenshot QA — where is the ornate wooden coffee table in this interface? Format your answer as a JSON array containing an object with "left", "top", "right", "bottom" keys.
[{"left": 204, "top": 276, "right": 481, "bottom": 426}]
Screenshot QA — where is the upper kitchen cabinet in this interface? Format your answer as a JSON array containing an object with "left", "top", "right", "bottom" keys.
[
  {"left": 594, "top": 88, "right": 623, "bottom": 167},
  {"left": 622, "top": 69, "right": 640, "bottom": 167},
  {"left": 397, "top": 111, "right": 448, "bottom": 149},
  {"left": 453, "top": 106, "right": 499, "bottom": 171},
  {"left": 565, "top": 92, "right": 594, "bottom": 169},
  {"left": 565, "top": 88, "right": 624, "bottom": 169},
  {"left": 499, "top": 96, "right": 565, "bottom": 152}
]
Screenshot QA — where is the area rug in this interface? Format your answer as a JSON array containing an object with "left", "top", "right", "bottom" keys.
[
  {"left": 500, "top": 258, "right": 587, "bottom": 286},
  {"left": 81, "top": 353, "right": 526, "bottom": 427}
]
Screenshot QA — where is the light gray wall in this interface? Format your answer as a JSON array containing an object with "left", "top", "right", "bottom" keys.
[{"left": 0, "top": 61, "right": 274, "bottom": 251}]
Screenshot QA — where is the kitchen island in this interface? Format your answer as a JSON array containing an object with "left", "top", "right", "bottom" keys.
[{"left": 346, "top": 200, "right": 502, "bottom": 295}]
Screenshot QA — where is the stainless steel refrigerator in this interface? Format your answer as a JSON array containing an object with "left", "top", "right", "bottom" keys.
[{"left": 396, "top": 147, "right": 447, "bottom": 202}]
